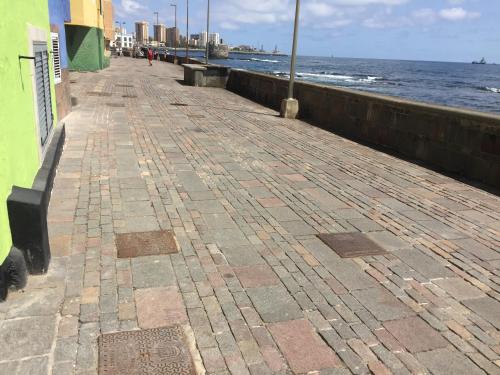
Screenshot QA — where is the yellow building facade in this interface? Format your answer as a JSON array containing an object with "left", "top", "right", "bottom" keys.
[{"left": 65, "top": 0, "right": 109, "bottom": 71}]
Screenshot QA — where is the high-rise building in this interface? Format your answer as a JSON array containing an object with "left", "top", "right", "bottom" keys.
[
  {"left": 154, "top": 24, "right": 167, "bottom": 43},
  {"left": 199, "top": 31, "right": 207, "bottom": 47},
  {"left": 166, "top": 27, "right": 180, "bottom": 47},
  {"left": 135, "top": 21, "right": 149, "bottom": 44},
  {"left": 209, "top": 32, "right": 220, "bottom": 46}
]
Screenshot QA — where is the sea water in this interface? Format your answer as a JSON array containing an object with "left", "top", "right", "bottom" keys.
[{"left": 181, "top": 52, "right": 500, "bottom": 114}]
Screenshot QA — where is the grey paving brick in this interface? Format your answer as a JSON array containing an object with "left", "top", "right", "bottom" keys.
[
  {"left": 246, "top": 286, "right": 303, "bottom": 323},
  {"left": 131, "top": 256, "right": 176, "bottom": 288}
]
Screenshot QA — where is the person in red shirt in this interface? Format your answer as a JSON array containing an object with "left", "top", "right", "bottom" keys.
[{"left": 147, "top": 47, "right": 153, "bottom": 66}]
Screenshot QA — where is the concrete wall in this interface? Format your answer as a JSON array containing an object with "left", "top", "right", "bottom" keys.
[
  {"left": 49, "top": 0, "right": 71, "bottom": 68},
  {"left": 0, "top": 0, "right": 58, "bottom": 263},
  {"left": 102, "top": 0, "right": 114, "bottom": 44},
  {"left": 66, "top": 25, "right": 105, "bottom": 71},
  {"left": 227, "top": 70, "right": 500, "bottom": 188}
]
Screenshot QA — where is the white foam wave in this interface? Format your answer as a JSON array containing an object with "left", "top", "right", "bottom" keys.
[
  {"left": 251, "top": 58, "right": 280, "bottom": 63},
  {"left": 485, "top": 87, "right": 500, "bottom": 93}
]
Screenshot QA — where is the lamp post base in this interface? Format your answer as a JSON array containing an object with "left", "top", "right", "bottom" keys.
[{"left": 280, "top": 98, "right": 299, "bottom": 119}]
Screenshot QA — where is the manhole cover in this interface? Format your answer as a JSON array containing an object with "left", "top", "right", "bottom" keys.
[
  {"left": 116, "top": 230, "right": 178, "bottom": 258},
  {"left": 106, "top": 103, "right": 125, "bottom": 107},
  {"left": 170, "top": 103, "right": 189, "bottom": 106},
  {"left": 122, "top": 95, "right": 138, "bottom": 98},
  {"left": 317, "top": 233, "right": 387, "bottom": 258},
  {"left": 99, "top": 326, "right": 196, "bottom": 374},
  {"left": 87, "top": 91, "right": 112, "bottom": 97}
]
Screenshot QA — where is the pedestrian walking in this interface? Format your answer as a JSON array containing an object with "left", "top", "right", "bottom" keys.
[{"left": 147, "top": 47, "right": 153, "bottom": 66}]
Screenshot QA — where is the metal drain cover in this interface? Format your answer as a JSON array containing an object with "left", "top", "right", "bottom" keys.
[
  {"left": 99, "top": 326, "right": 196, "bottom": 374},
  {"left": 170, "top": 103, "right": 188, "bottom": 106},
  {"left": 116, "top": 84, "right": 134, "bottom": 87},
  {"left": 317, "top": 233, "right": 387, "bottom": 258},
  {"left": 106, "top": 103, "right": 125, "bottom": 107},
  {"left": 116, "top": 230, "right": 178, "bottom": 258},
  {"left": 122, "top": 94, "right": 138, "bottom": 98}
]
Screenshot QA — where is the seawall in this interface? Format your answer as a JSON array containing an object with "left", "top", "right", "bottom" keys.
[{"left": 226, "top": 69, "right": 500, "bottom": 189}]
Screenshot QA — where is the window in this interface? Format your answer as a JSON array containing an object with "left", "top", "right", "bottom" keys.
[
  {"left": 33, "top": 42, "right": 54, "bottom": 148},
  {"left": 51, "top": 32, "right": 62, "bottom": 84}
]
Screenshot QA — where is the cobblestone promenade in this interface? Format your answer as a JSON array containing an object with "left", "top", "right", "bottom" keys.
[{"left": 1, "top": 58, "right": 499, "bottom": 374}]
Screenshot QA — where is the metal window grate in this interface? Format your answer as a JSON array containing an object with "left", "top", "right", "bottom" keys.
[{"left": 51, "top": 32, "right": 62, "bottom": 84}]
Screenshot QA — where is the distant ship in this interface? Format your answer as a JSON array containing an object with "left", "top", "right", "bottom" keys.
[{"left": 472, "top": 57, "right": 486, "bottom": 65}]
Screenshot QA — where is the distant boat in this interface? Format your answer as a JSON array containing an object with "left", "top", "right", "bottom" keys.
[{"left": 472, "top": 57, "right": 486, "bottom": 64}]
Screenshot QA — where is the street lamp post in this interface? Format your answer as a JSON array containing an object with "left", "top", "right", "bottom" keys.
[
  {"left": 170, "top": 4, "right": 177, "bottom": 63},
  {"left": 205, "top": 0, "right": 210, "bottom": 65},
  {"left": 186, "top": 0, "right": 189, "bottom": 62},
  {"left": 280, "top": 0, "right": 301, "bottom": 119}
]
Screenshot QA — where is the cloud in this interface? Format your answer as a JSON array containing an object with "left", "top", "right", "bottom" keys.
[
  {"left": 122, "top": 0, "right": 146, "bottom": 14},
  {"left": 116, "top": 0, "right": 146, "bottom": 17},
  {"left": 439, "top": 7, "right": 480, "bottom": 21}
]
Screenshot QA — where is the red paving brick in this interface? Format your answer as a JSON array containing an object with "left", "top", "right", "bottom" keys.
[
  {"left": 256, "top": 197, "right": 286, "bottom": 208},
  {"left": 233, "top": 264, "right": 281, "bottom": 288},
  {"left": 269, "top": 319, "right": 341, "bottom": 373},
  {"left": 383, "top": 316, "right": 448, "bottom": 353},
  {"left": 135, "top": 287, "right": 188, "bottom": 329}
]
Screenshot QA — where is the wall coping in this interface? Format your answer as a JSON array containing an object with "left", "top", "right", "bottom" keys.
[{"left": 231, "top": 69, "right": 500, "bottom": 124}]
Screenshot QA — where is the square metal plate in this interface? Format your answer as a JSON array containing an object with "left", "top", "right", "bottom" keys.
[
  {"left": 317, "top": 233, "right": 387, "bottom": 258},
  {"left": 116, "top": 230, "right": 178, "bottom": 258},
  {"left": 99, "top": 326, "right": 195, "bottom": 374}
]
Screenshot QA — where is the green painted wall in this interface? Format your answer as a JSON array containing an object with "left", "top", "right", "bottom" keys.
[
  {"left": 66, "top": 25, "right": 105, "bottom": 71},
  {"left": 0, "top": 1, "right": 58, "bottom": 264}
]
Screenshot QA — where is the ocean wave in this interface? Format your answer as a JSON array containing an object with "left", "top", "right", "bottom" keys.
[
  {"left": 250, "top": 58, "right": 281, "bottom": 63},
  {"left": 484, "top": 87, "right": 500, "bottom": 93},
  {"left": 273, "top": 71, "right": 383, "bottom": 84}
]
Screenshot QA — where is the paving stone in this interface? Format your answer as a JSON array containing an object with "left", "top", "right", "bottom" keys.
[
  {"left": 417, "top": 220, "right": 467, "bottom": 240},
  {"left": 220, "top": 245, "right": 265, "bottom": 267},
  {"left": 186, "top": 200, "right": 226, "bottom": 213},
  {"left": 269, "top": 319, "right": 341, "bottom": 373},
  {"left": 131, "top": 256, "right": 176, "bottom": 288},
  {"left": 352, "top": 287, "right": 414, "bottom": 321},
  {"left": 462, "top": 297, "right": 500, "bottom": 330},
  {"left": 202, "top": 213, "right": 238, "bottom": 229},
  {"left": 246, "top": 286, "right": 303, "bottom": 323},
  {"left": 279, "top": 220, "right": 318, "bottom": 235},
  {"left": 266, "top": 207, "right": 301, "bottom": 222},
  {"left": 393, "top": 247, "right": 454, "bottom": 279},
  {"left": 366, "top": 231, "right": 409, "bottom": 252},
  {"left": 4, "top": 287, "right": 64, "bottom": 318},
  {"left": 135, "top": 287, "right": 188, "bottom": 329},
  {"left": 452, "top": 238, "right": 500, "bottom": 261},
  {"left": 302, "top": 239, "right": 377, "bottom": 291},
  {"left": 17, "top": 356, "right": 49, "bottom": 375},
  {"left": 233, "top": 264, "right": 280, "bottom": 288},
  {"left": 383, "top": 316, "right": 448, "bottom": 353},
  {"left": 0, "top": 316, "right": 56, "bottom": 360},
  {"left": 416, "top": 348, "right": 486, "bottom": 375},
  {"left": 433, "top": 278, "right": 485, "bottom": 301},
  {"left": 257, "top": 197, "right": 286, "bottom": 208}
]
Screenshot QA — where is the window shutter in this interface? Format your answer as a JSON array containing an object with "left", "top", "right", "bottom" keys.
[
  {"left": 34, "top": 43, "right": 54, "bottom": 148},
  {"left": 51, "top": 32, "right": 62, "bottom": 84}
]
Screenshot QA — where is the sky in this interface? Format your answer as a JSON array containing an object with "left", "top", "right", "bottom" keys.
[{"left": 113, "top": 0, "right": 500, "bottom": 62}]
